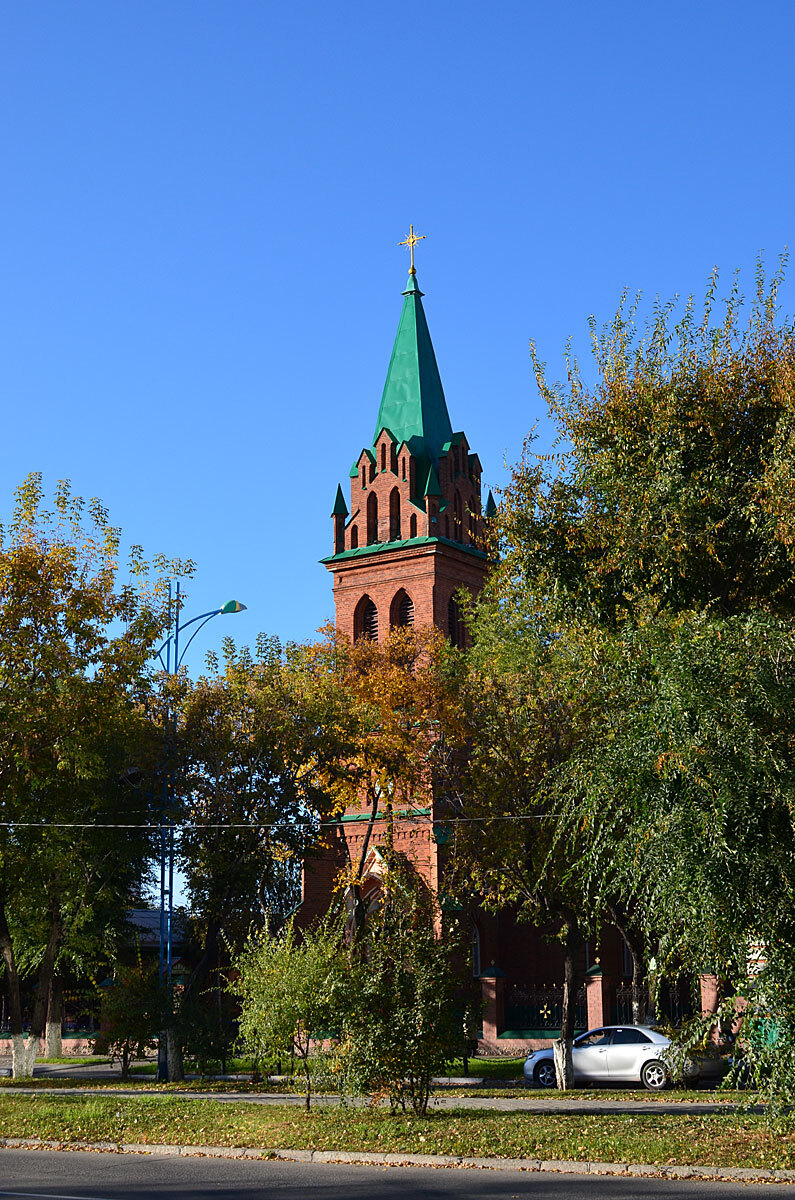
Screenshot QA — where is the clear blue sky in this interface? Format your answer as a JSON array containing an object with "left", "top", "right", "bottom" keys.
[{"left": 4, "top": 1, "right": 794, "bottom": 657}]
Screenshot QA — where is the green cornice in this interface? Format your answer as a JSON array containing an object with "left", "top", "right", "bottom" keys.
[
  {"left": 338, "top": 806, "right": 432, "bottom": 823},
  {"left": 320, "top": 535, "right": 488, "bottom": 565}
]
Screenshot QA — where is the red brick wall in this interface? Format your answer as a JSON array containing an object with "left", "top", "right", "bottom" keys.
[{"left": 330, "top": 541, "right": 487, "bottom": 643}]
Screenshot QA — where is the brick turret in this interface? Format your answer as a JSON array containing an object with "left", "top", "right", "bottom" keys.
[
  {"left": 322, "top": 270, "right": 488, "bottom": 642},
  {"left": 301, "top": 265, "right": 490, "bottom": 929}
]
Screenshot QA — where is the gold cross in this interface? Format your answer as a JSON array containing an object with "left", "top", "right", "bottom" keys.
[{"left": 399, "top": 224, "right": 425, "bottom": 275}]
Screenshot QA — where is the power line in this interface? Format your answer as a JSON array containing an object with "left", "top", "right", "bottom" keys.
[{"left": 0, "top": 813, "right": 552, "bottom": 831}]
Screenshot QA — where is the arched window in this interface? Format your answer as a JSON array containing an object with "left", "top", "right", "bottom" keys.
[
  {"left": 361, "top": 465, "right": 366, "bottom": 489},
  {"left": 390, "top": 588, "right": 414, "bottom": 629},
  {"left": 367, "top": 491, "right": 378, "bottom": 545},
  {"left": 448, "top": 594, "right": 465, "bottom": 648},
  {"left": 390, "top": 444, "right": 398, "bottom": 474},
  {"left": 471, "top": 923, "right": 481, "bottom": 978},
  {"left": 350, "top": 524, "right": 359, "bottom": 549},
  {"left": 389, "top": 487, "right": 401, "bottom": 541},
  {"left": 369, "top": 461, "right": 375, "bottom": 483},
  {"left": 409, "top": 513, "right": 417, "bottom": 538},
  {"left": 354, "top": 595, "right": 378, "bottom": 641},
  {"left": 401, "top": 456, "right": 407, "bottom": 482},
  {"left": 454, "top": 491, "right": 463, "bottom": 541},
  {"left": 380, "top": 443, "right": 386, "bottom": 472},
  {"left": 444, "top": 514, "right": 450, "bottom": 539}
]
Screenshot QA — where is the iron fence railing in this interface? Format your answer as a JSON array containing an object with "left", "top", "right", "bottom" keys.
[
  {"left": 504, "top": 983, "right": 587, "bottom": 1031},
  {"left": 615, "top": 981, "right": 694, "bottom": 1027}
]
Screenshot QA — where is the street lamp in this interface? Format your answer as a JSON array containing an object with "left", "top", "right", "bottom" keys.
[{"left": 155, "top": 582, "right": 246, "bottom": 1080}]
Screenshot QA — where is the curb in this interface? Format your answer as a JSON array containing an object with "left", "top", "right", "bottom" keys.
[{"left": 0, "top": 1137, "right": 793, "bottom": 1183}]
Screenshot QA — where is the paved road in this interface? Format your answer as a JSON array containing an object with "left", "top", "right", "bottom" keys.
[{"left": 0, "top": 1151, "right": 791, "bottom": 1200}]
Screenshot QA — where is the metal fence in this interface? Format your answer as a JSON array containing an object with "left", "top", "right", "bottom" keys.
[
  {"left": 614, "top": 981, "right": 693, "bottom": 1027},
  {"left": 504, "top": 983, "right": 587, "bottom": 1031}
]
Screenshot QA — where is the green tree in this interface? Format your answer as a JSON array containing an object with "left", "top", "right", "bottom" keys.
[
  {"left": 344, "top": 855, "right": 469, "bottom": 1114},
  {"left": 233, "top": 915, "right": 348, "bottom": 1110},
  {"left": 0, "top": 474, "right": 186, "bottom": 1077},
  {"left": 166, "top": 632, "right": 356, "bottom": 1078},
  {"left": 476, "top": 262, "right": 795, "bottom": 1095},
  {"left": 99, "top": 950, "right": 163, "bottom": 1078}
]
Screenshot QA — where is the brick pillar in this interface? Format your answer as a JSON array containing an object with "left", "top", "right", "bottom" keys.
[
  {"left": 585, "top": 964, "right": 611, "bottom": 1029},
  {"left": 479, "top": 969, "right": 505, "bottom": 1042},
  {"left": 700, "top": 973, "right": 721, "bottom": 1044}
]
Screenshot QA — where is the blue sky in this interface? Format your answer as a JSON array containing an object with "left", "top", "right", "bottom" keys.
[{"left": 4, "top": 1, "right": 794, "bottom": 658}]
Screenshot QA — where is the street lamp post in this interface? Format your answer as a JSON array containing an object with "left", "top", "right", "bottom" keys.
[{"left": 155, "top": 581, "right": 246, "bottom": 1081}]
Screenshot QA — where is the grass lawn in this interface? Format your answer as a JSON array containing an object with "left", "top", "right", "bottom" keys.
[
  {"left": 35, "top": 1056, "right": 110, "bottom": 1066},
  {"left": 0, "top": 1094, "right": 788, "bottom": 1171}
]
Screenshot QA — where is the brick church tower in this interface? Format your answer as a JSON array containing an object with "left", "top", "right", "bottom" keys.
[
  {"left": 299, "top": 254, "right": 494, "bottom": 925},
  {"left": 320, "top": 263, "right": 494, "bottom": 644}
]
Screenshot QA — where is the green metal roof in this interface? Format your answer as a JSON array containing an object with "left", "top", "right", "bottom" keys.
[
  {"left": 331, "top": 484, "right": 348, "bottom": 517},
  {"left": 423, "top": 463, "right": 442, "bottom": 497},
  {"left": 485, "top": 490, "right": 498, "bottom": 519},
  {"left": 372, "top": 273, "right": 453, "bottom": 467},
  {"left": 320, "top": 534, "right": 488, "bottom": 566}
]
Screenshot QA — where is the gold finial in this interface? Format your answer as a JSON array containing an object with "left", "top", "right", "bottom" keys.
[{"left": 399, "top": 224, "right": 425, "bottom": 275}]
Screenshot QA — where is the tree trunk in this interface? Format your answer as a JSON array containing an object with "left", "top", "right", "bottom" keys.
[
  {"left": 0, "top": 901, "right": 61, "bottom": 1078},
  {"left": 166, "top": 1027, "right": 184, "bottom": 1081},
  {"left": 45, "top": 975, "right": 63, "bottom": 1058},
  {"left": 554, "top": 914, "right": 580, "bottom": 1090},
  {"left": 608, "top": 901, "right": 647, "bottom": 1023}
]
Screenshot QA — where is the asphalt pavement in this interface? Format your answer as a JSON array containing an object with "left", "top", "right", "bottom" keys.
[{"left": 0, "top": 1150, "right": 792, "bottom": 1200}]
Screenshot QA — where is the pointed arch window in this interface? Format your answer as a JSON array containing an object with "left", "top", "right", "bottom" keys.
[
  {"left": 454, "top": 491, "right": 463, "bottom": 541},
  {"left": 380, "top": 443, "right": 387, "bottom": 472},
  {"left": 471, "top": 923, "right": 481, "bottom": 978},
  {"left": 350, "top": 524, "right": 359, "bottom": 549},
  {"left": 390, "top": 588, "right": 414, "bottom": 629},
  {"left": 354, "top": 595, "right": 378, "bottom": 641},
  {"left": 367, "top": 492, "right": 378, "bottom": 545},
  {"left": 448, "top": 594, "right": 465, "bottom": 648},
  {"left": 389, "top": 488, "right": 401, "bottom": 541},
  {"left": 409, "top": 513, "right": 417, "bottom": 538}
]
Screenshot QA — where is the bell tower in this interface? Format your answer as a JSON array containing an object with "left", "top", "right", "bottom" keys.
[{"left": 322, "top": 257, "right": 493, "bottom": 641}]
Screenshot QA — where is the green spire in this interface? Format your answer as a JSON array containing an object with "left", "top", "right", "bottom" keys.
[
  {"left": 485, "top": 490, "right": 497, "bottom": 519},
  {"left": 423, "top": 463, "right": 442, "bottom": 497},
  {"left": 372, "top": 273, "right": 454, "bottom": 468},
  {"left": 331, "top": 484, "right": 348, "bottom": 517}
]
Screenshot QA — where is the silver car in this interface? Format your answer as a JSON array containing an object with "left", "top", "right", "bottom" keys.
[{"left": 524, "top": 1025, "right": 677, "bottom": 1090}]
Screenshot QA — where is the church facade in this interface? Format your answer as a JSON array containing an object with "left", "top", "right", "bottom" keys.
[{"left": 301, "top": 254, "right": 637, "bottom": 1050}]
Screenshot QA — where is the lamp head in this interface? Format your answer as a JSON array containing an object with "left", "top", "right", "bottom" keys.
[{"left": 220, "top": 600, "right": 247, "bottom": 615}]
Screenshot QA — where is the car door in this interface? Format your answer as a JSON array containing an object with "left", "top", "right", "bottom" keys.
[
  {"left": 605, "top": 1027, "right": 654, "bottom": 1081},
  {"left": 572, "top": 1028, "right": 613, "bottom": 1081}
]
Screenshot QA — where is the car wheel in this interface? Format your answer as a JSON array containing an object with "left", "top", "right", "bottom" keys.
[
  {"left": 534, "top": 1059, "right": 557, "bottom": 1088},
  {"left": 641, "top": 1060, "right": 668, "bottom": 1091}
]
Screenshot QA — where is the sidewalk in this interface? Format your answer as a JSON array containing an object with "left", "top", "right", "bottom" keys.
[{"left": 0, "top": 1083, "right": 763, "bottom": 1114}]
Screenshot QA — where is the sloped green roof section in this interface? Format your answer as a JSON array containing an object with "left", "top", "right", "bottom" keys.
[
  {"left": 331, "top": 484, "right": 348, "bottom": 517},
  {"left": 372, "top": 273, "right": 453, "bottom": 466},
  {"left": 423, "top": 463, "right": 442, "bottom": 497}
]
